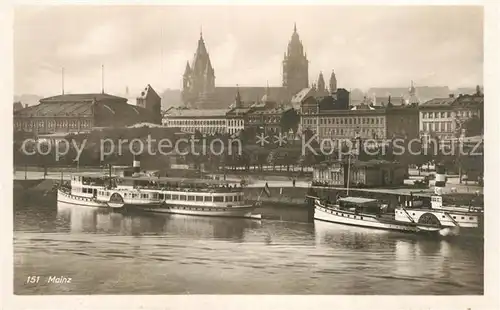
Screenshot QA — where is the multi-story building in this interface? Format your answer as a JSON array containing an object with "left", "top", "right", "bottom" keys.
[
  {"left": 13, "top": 93, "right": 157, "bottom": 135},
  {"left": 163, "top": 108, "right": 228, "bottom": 135},
  {"left": 301, "top": 97, "right": 419, "bottom": 141},
  {"left": 419, "top": 90, "right": 483, "bottom": 140}
]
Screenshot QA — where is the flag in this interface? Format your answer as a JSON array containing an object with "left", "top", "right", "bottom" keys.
[{"left": 264, "top": 183, "right": 271, "bottom": 197}]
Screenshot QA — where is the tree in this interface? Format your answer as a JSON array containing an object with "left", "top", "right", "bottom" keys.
[
  {"left": 462, "top": 115, "right": 483, "bottom": 137},
  {"left": 280, "top": 108, "right": 300, "bottom": 134}
]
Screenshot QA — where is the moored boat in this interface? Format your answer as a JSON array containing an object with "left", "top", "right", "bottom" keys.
[{"left": 56, "top": 158, "right": 261, "bottom": 219}]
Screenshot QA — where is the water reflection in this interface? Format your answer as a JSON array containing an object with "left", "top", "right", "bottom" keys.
[{"left": 56, "top": 203, "right": 262, "bottom": 241}]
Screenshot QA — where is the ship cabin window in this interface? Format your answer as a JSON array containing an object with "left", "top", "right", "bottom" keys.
[
  {"left": 214, "top": 196, "right": 224, "bottom": 202},
  {"left": 180, "top": 195, "right": 187, "bottom": 201},
  {"left": 204, "top": 196, "right": 212, "bottom": 202},
  {"left": 165, "top": 194, "right": 171, "bottom": 199},
  {"left": 141, "top": 194, "right": 147, "bottom": 199},
  {"left": 225, "top": 196, "right": 233, "bottom": 202},
  {"left": 158, "top": 193, "right": 164, "bottom": 200},
  {"left": 188, "top": 196, "right": 195, "bottom": 201},
  {"left": 172, "top": 195, "right": 179, "bottom": 200},
  {"left": 469, "top": 217, "right": 473, "bottom": 220},
  {"left": 453, "top": 216, "right": 456, "bottom": 219},
  {"left": 124, "top": 193, "right": 128, "bottom": 197},
  {"left": 152, "top": 193, "right": 158, "bottom": 199},
  {"left": 196, "top": 196, "right": 203, "bottom": 202},
  {"left": 461, "top": 217, "right": 465, "bottom": 220}
]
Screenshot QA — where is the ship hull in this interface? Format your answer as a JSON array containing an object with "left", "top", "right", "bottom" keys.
[
  {"left": 57, "top": 189, "right": 110, "bottom": 208},
  {"left": 138, "top": 204, "right": 261, "bottom": 219},
  {"left": 314, "top": 201, "right": 420, "bottom": 233}
]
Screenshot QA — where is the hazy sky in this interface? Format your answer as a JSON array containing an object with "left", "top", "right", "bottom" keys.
[{"left": 14, "top": 5, "right": 483, "bottom": 97}]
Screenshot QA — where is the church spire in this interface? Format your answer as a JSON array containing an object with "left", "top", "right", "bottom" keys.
[
  {"left": 294, "top": 22, "right": 297, "bottom": 33},
  {"left": 329, "top": 69, "right": 337, "bottom": 94},
  {"left": 317, "top": 71, "right": 325, "bottom": 92},
  {"left": 184, "top": 61, "right": 191, "bottom": 76},
  {"left": 234, "top": 84, "right": 242, "bottom": 108}
]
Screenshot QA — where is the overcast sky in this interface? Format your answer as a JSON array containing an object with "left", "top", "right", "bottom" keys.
[{"left": 14, "top": 5, "right": 483, "bottom": 97}]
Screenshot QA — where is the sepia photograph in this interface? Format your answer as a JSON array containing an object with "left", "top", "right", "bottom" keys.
[{"left": 5, "top": 2, "right": 498, "bottom": 308}]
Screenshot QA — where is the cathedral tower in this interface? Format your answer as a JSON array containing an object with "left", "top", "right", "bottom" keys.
[
  {"left": 182, "top": 30, "right": 216, "bottom": 106},
  {"left": 282, "top": 23, "right": 309, "bottom": 96}
]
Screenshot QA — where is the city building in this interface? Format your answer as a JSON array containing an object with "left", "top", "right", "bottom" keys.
[
  {"left": 13, "top": 93, "right": 157, "bottom": 135},
  {"left": 163, "top": 108, "right": 228, "bottom": 135},
  {"left": 301, "top": 97, "right": 419, "bottom": 141},
  {"left": 181, "top": 25, "right": 310, "bottom": 109},
  {"left": 419, "top": 90, "right": 483, "bottom": 140},
  {"left": 313, "top": 159, "right": 408, "bottom": 187},
  {"left": 136, "top": 84, "right": 162, "bottom": 124},
  {"left": 226, "top": 89, "right": 251, "bottom": 135}
]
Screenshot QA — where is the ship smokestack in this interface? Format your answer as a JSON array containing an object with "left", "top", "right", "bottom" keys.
[
  {"left": 434, "top": 164, "right": 446, "bottom": 194},
  {"left": 133, "top": 155, "right": 141, "bottom": 174}
]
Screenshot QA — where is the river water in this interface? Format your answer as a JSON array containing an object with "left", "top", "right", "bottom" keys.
[{"left": 14, "top": 197, "right": 483, "bottom": 295}]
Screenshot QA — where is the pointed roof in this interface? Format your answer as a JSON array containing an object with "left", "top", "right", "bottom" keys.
[
  {"left": 317, "top": 72, "right": 325, "bottom": 91},
  {"left": 261, "top": 81, "right": 273, "bottom": 102},
  {"left": 183, "top": 61, "right": 191, "bottom": 76},
  {"left": 137, "top": 84, "right": 161, "bottom": 100}
]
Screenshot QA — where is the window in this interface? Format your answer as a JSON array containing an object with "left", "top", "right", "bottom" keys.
[
  {"left": 188, "top": 196, "right": 195, "bottom": 201},
  {"left": 204, "top": 196, "right": 212, "bottom": 202},
  {"left": 441, "top": 112, "right": 446, "bottom": 118},
  {"left": 180, "top": 195, "right": 186, "bottom": 201},
  {"left": 422, "top": 112, "right": 427, "bottom": 119},
  {"left": 172, "top": 195, "right": 179, "bottom": 200},
  {"left": 196, "top": 196, "right": 203, "bottom": 201},
  {"left": 214, "top": 196, "right": 224, "bottom": 202}
]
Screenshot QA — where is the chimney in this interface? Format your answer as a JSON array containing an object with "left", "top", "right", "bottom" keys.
[
  {"left": 133, "top": 155, "right": 141, "bottom": 174},
  {"left": 434, "top": 164, "right": 446, "bottom": 190}
]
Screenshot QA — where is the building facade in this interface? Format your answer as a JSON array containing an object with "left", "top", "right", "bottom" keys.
[
  {"left": 13, "top": 93, "right": 157, "bottom": 135},
  {"left": 419, "top": 91, "right": 483, "bottom": 140},
  {"left": 164, "top": 108, "right": 228, "bottom": 135},
  {"left": 301, "top": 98, "right": 419, "bottom": 141},
  {"left": 313, "top": 160, "right": 407, "bottom": 187}
]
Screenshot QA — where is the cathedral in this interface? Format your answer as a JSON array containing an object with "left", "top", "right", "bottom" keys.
[{"left": 181, "top": 24, "right": 311, "bottom": 109}]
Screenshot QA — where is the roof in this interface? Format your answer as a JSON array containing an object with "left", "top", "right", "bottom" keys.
[
  {"left": 339, "top": 197, "right": 377, "bottom": 204},
  {"left": 420, "top": 97, "right": 455, "bottom": 107},
  {"left": 190, "top": 86, "right": 291, "bottom": 109},
  {"left": 38, "top": 132, "right": 72, "bottom": 138},
  {"left": 291, "top": 88, "right": 316, "bottom": 104},
  {"left": 14, "top": 99, "right": 157, "bottom": 126},
  {"left": 14, "top": 101, "right": 93, "bottom": 117},
  {"left": 166, "top": 108, "right": 229, "bottom": 118},
  {"left": 367, "top": 86, "right": 450, "bottom": 103},
  {"left": 40, "top": 93, "right": 127, "bottom": 103},
  {"left": 127, "top": 122, "right": 165, "bottom": 128},
  {"left": 137, "top": 84, "right": 161, "bottom": 100}
]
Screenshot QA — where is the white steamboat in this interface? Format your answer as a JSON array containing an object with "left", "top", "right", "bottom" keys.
[
  {"left": 57, "top": 158, "right": 261, "bottom": 219},
  {"left": 310, "top": 162, "right": 483, "bottom": 236}
]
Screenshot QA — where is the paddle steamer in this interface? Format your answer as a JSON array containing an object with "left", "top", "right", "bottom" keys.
[
  {"left": 309, "top": 162, "right": 483, "bottom": 236},
  {"left": 57, "top": 158, "right": 261, "bottom": 219}
]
